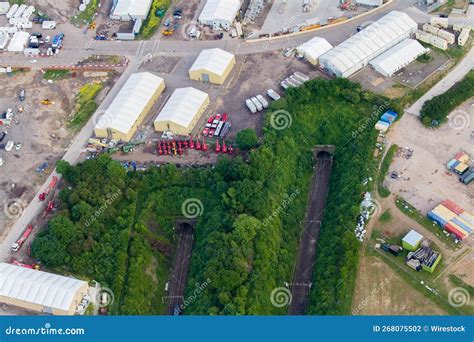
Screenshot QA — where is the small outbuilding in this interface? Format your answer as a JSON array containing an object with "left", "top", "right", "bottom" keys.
[
  {"left": 154, "top": 87, "right": 210, "bottom": 135},
  {"left": 198, "top": 0, "right": 241, "bottom": 30},
  {"left": 0, "top": 262, "right": 89, "bottom": 315},
  {"left": 189, "top": 48, "right": 236, "bottom": 84},
  {"left": 94, "top": 72, "right": 165, "bottom": 142},
  {"left": 296, "top": 37, "right": 333, "bottom": 65},
  {"left": 402, "top": 229, "right": 423, "bottom": 251}
]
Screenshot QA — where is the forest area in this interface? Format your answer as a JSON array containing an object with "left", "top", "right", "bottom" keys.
[{"left": 32, "top": 78, "right": 400, "bottom": 315}]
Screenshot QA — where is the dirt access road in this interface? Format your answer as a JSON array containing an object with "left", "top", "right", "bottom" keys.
[{"left": 289, "top": 151, "right": 333, "bottom": 315}]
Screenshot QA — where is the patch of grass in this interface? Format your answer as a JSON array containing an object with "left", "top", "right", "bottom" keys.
[
  {"left": 68, "top": 82, "right": 103, "bottom": 129},
  {"left": 378, "top": 210, "right": 393, "bottom": 223},
  {"left": 71, "top": 0, "right": 99, "bottom": 26},
  {"left": 377, "top": 144, "right": 398, "bottom": 198},
  {"left": 8, "top": 0, "right": 26, "bottom": 5},
  {"left": 43, "top": 69, "right": 70, "bottom": 81},
  {"left": 394, "top": 196, "right": 459, "bottom": 250},
  {"left": 140, "top": 0, "right": 171, "bottom": 39}
]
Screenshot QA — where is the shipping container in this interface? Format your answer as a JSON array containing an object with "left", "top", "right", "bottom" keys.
[
  {"left": 437, "top": 29, "right": 455, "bottom": 44},
  {"left": 441, "top": 199, "right": 464, "bottom": 215},
  {"left": 444, "top": 222, "right": 467, "bottom": 240},
  {"left": 427, "top": 211, "right": 446, "bottom": 227},
  {"left": 430, "top": 17, "right": 449, "bottom": 29},
  {"left": 454, "top": 162, "right": 469, "bottom": 175},
  {"left": 6, "top": 4, "right": 19, "bottom": 19},
  {"left": 459, "top": 211, "right": 474, "bottom": 226},
  {"left": 423, "top": 23, "right": 440, "bottom": 35},
  {"left": 447, "top": 158, "right": 458, "bottom": 169},
  {"left": 446, "top": 221, "right": 468, "bottom": 238},
  {"left": 375, "top": 120, "right": 390, "bottom": 132},
  {"left": 251, "top": 97, "right": 263, "bottom": 111},
  {"left": 458, "top": 27, "right": 470, "bottom": 46},
  {"left": 256, "top": 95, "right": 269, "bottom": 109},
  {"left": 245, "top": 99, "right": 257, "bottom": 114},
  {"left": 457, "top": 152, "right": 469, "bottom": 163},
  {"left": 452, "top": 217, "right": 473, "bottom": 234}
]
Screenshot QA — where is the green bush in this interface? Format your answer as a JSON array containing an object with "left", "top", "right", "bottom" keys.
[{"left": 236, "top": 129, "right": 259, "bottom": 150}]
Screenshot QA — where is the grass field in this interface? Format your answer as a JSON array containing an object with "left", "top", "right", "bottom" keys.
[
  {"left": 377, "top": 144, "right": 398, "bottom": 198},
  {"left": 43, "top": 69, "right": 70, "bottom": 81},
  {"left": 140, "top": 0, "right": 171, "bottom": 39},
  {"left": 68, "top": 82, "right": 103, "bottom": 129}
]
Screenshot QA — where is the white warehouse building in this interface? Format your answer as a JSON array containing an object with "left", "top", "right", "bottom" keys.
[
  {"left": 319, "top": 11, "right": 418, "bottom": 78},
  {"left": 198, "top": 0, "right": 242, "bottom": 30},
  {"left": 110, "top": 0, "right": 152, "bottom": 20},
  {"left": 297, "top": 37, "right": 333, "bottom": 65},
  {"left": 370, "top": 39, "right": 429, "bottom": 77}
]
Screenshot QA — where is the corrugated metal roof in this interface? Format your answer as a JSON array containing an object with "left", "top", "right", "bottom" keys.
[
  {"left": 189, "top": 48, "right": 235, "bottom": 76},
  {"left": 370, "top": 39, "right": 429, "bottom": 76},
  {"left": 403, "top": 229, "right": 423, "bottom": 246},
  {"left": 198, "top": 0, "right": 241, "bottom": 24},
  {"left": 0, "top": 263, "right": 87, "bottom": 312},
  {"left": 112, "top": 0, "right": 152, "bottom": 18},
  {"left": 154, "top": 87, "right": 209, "bottom": 129},
  {"left": 319, "top": 11, "right": 417, "bottom": 77},
  {"left": 297, "top": 37, "right": 333, "bottom": 61},
  {"left": 95, "top": 72, "right": 165, "bottom": 135}
]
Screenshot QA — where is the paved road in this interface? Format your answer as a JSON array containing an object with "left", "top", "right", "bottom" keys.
[
  {"left": 288, "top": 152, "right": 333, "bottom": 315},
  {"left": 407, "top": 47, "right": 474, "bottom": 116},
  {"left": 167, "top": 224, "right": 194, "bottom": 315}
]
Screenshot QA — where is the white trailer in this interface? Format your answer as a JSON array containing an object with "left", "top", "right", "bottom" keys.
[
  {"left": 256, "top": 94, "right": 269, "bottom": 109},
  {"left": 246, "top": 99, "right": 257, "bottom": 114},
  {"left": 22, "top": 5, "right": 35, "bottom": 19},
  {"left": 42, "top": 21, "right": 57, "bottom": 29},
  {"left": 13, "top": 4, "right": 27, "bottom": 18},
  {"left": 267, "top": 89, "right": 281, "bottom": 101},
  {"left": 6, "top": 4, "right": 18, "bottom": 19},
  {"left": 251, "top": 97, "right": 263, "bottom": 111}
]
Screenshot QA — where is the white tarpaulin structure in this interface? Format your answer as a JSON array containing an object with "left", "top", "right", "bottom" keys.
[
  {"left": 296, "top": 37, "right": 333, "bottom": 65},
  {"left": 110, "top": 0, "right": 153, "bottom": 20},
  {"left": 7, "top": 31, "right": 29, "bottom": 52},
  {"left": 370, "top": 39, "right": 429, "bottom": 77},
  {"left": 0, "top": 263, "right": 89, "bottom": 315},
  {"left": 189, "top": 48, "right": 236, "bottom": 84},
  {"left": 198, "top": 0, "right": 241, "bottom": 30},
  {"left": 154, "top": 87, "right": 210, "bottom": 135},
  {"left": 355, "top": 0, "right": 383, "bottom": 6},
  {"left": 319, "top": 11, "right": 418, "bottom": 77},
  {"left": 0, "top": 2, "right": 11, "bottom": 15},
  {"left": 94, "top": 72, "right": 165, "bottom": 141}
]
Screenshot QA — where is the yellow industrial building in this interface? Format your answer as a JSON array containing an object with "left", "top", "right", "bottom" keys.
[
  {"left": 0, "top": 262, "right": 90, "bottom": 315},
  {"left": 94, "top": 72, "right": 165, "bottom": 142},
  {"left": 154, "top": 87, "right": 210, "bottom": 135},
  {"left": 189, "top": 48, "right": 236, "bottom": 85}
]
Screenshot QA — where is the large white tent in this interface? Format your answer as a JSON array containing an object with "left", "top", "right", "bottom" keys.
[
  {"left": 110, "top": 0, "right": 152, "bottom": 20},
  {"left": 154, "top": 87, "right": 210, "bottom": 135},
  {"left": 319, "top": 11, "right": 418, "bottom": 77},
  {"left": 94, "top": 72, "right": 165, "bottom": 141},
  {"left": 189, "top": 48, "right": 236, "bottom": 84},
  {"left": 370, "top": 39, "right": 429, "bottom": 77},
  {"left": 198, "top": 0, "right": 241, "bottom": 30},
  {"left": 7, "top": 31, "right": 29, "bottom": 52},
  {"left": 296, "top": 37, "right": 333, "bottom": 65},
  {"left": 0, "top": 262, "right": 89, "bottom": 315}
]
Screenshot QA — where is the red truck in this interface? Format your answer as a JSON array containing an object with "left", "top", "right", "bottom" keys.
[
  {"left": 39, "top": 176, "right": 58, "bottom": 201},
  {"left": 11, "top": 224, "right": 33, "bottom": 252}
]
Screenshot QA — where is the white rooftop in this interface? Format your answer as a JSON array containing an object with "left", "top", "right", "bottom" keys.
[
  {"left": 7, "top": 31, "right": 29, "bottom": 52},
  {"left": 95, "top": 72, "right": 165, "bottom": 135},
  {"left": 370, "top": 39, "right": 429, "bottom": 76},
  {"left": 112, "top": 0, "right": 152, "bottom": 18},
  {"left": 297, "top": 37, "right": 333, "bottom": 61},
  {"left": 0, "top": 262, "right": 87, "bottom": 312},
  {"left": 403, "top": 229, "right": 423, "bottom": 246},
  {"left": 154, "top": 87, "right": 209, "bottom": 129},
  {"left": 198, "top": 0, "right": 241, "bottom": 24},
  {"left": 190, "top": 48, "right": 235, "bottom": 76}
]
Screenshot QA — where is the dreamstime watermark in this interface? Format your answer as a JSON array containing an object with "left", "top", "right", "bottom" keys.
[
  {"left": 92, "top": 109, "right": 115, "bottom": 129},
  {"left": 3, "top": 198, "right": 27, "bottom": 219},
  {"left": 359, "top": 21, "right": 380, "bottom": 40},
  {"left": 263, "top": 190, "right": 300, "bottom": 226},
  {"left": 448, "top": 287, "right": 470, "bottom": 308},
  {"left": 448, "top": 110, "right": 471, "bottom": 130},
  {"left": 352, "top": 102, "right": 390, "bottom": 139},
  {"left": 84, "top": 190, "right": 122, "bottom": 227},
  {"left": 270, "top": 110, "right": 293, "bottom": 131},
  {"left": 4, "top": 323, "right": 85, "bottom": 336},
  {"left": 270, "top": 287, "right": 292, "bottom": 308},
  {"left": 181, "top": 198, "right": 204, "bottom": 219},
  {"left": 96, "top": 287, "right": 115, "bottom": 308},
  {"left": 352, "top": 278, "right": 389, "bottom": 314},
  {"left": 173, "top": 278, "right": 212, "bottom": 315}
]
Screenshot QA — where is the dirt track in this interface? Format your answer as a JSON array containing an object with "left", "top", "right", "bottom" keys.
[{"left": 288, "top": 151, "right": 333, "bottom": 315}]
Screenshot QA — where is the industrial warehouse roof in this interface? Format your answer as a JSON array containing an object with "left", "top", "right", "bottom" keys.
[
  {"left": 403, "top": 230, "right": 423, "bottom": 247},
  {"left": 190, "top": 48, "right": 235, "bottom": 76},
  {"left": 370, "top": 39, "right": 429, "bottom": 76},
  {"left": 319, "top": 11, "right": 417, "bottom": 77},
  {"left": 112, "top": 0, "right": 152, "bottom": 18},
  {"left": 7, "top": 31, "right": 29, "bottom": 52},
  {"left": 0, "top": 263, "right": 87, "bottom": 312},
  {"left": 198, "top": 0, "right": 241, "bottom": 23},
  {"left": 154, "top": 87, "right": 209, "bottom": 128},
  {"left": 297, "top": 37, "right": 333, "bottom": 61},
  {"left": 95, "top": 72, "right": 165, "bottom": 135}
]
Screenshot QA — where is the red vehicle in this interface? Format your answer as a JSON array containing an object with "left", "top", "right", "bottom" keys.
[
  {"left": 39, "top": 176, "right": 58, "bottom": 201},
  {"left": 42, "top": 201, "right": 54, "bottom": 219},
  {"left": 11, "top": 259, "right": 35, "bottom": 269},
  {"left": 209, "top": 128, "right": 216, "bottom": 136},
  {"left": 202, "top": 138, "right": 208, "bottom": 151},
  {"left": 215, "top": 140, "right": 221, "bottom": 153},
  {"left": 222, "top": 141, "right": 227, "bottom": 154},
  {"left": 221, "top": 113, "right": 228, "bottom": 122},
  {"left": 207, "top": 116, "right": 215, "bottom": 124},
  {"left": 189, "top": 136, "right": 195, "bottom": 149},
  {"left": 202, "top": 127, "right": 210, "bottom": 136},
  {"left": 228, "top": 144, "right": 234, "bottom": 154},
  {"left": 11, "top": 224, "right": 34, "bottom": 252}
]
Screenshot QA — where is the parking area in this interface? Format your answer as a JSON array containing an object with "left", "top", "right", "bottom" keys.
[{"left": 384, "top": 103, "right": 474, "bottom": 215}]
